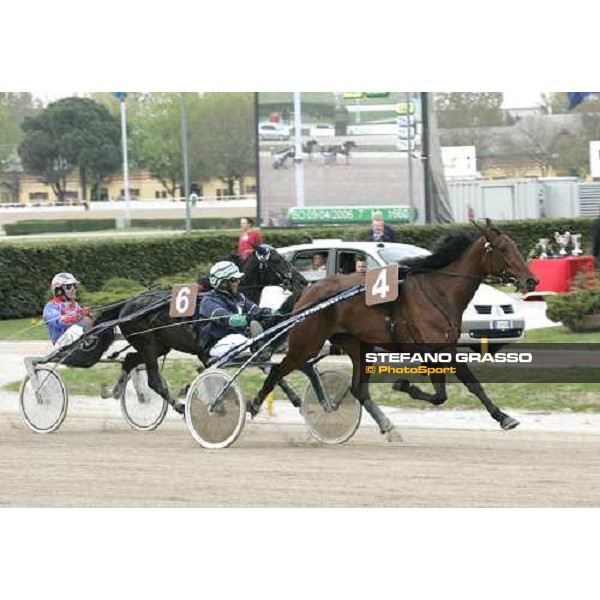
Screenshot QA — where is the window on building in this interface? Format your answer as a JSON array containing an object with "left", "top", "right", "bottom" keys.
[
  {"left": 29, "top": 192, "right": 49, "bottom": 201},
  {"left": 120, "top": 188, "right": 140, "bottom": 200},
  {"left": 64, "top": 191, "right": 79, "bottom": 200}
]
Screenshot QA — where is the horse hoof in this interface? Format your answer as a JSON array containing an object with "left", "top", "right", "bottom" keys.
[
  {"left": 177, "top": 384, "right": 190, "bottom": 400},
  {"left": 173, "top": 402, "right": 186, "bottom": 416},
  {"left": 247, "top": 401, "right": 259, "bottom": 419},
  {"left": 384, "top": 426, "right": 404, "bottom": 444},
  {"left": 100, "top": 385, "right": 113, "bottom": 400},
  {"left": 501, "top": 416, "right": 519, "bottom": 431}
]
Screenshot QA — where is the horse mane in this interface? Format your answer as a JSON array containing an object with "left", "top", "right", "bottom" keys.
[{"left": 401, "top": 231, "right": 477, "bottom": 272}]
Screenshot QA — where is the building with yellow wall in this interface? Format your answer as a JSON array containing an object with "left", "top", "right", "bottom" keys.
[{"left": 3, "top": 170, "right": 257, "bottom": 204}]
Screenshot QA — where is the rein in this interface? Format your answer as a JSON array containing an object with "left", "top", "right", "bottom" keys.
[{"left": 405, "top": 238, "right": 512, "bottom": 286}]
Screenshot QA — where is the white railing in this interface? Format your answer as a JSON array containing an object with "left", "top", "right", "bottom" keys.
[{"left": 0, "top": 195, "right": 257, "bottom": 210}]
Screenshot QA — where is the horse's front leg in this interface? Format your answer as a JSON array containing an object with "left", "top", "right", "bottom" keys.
[
  {"left": 454, "top": 362, "right": 519, "bottom": 430},
  {"left": 392, "top": 371, "right": 448, "bottom": 406}
]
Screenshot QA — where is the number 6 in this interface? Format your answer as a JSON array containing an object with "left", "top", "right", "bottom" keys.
[{"left": 176, "top": 287, "right": 191, "bottom": 314}]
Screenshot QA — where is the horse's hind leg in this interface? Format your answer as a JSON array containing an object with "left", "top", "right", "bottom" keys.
[
  {"left": 143, "top": 355, "right": 184, "bottom": 415},
  {"left": 111, "top": 352, "right": 144, "bottom": 400},
  {"left": 333, "top": 336, "right": 402, "bottom": 442},
  {"left": 249, "top": 328, "right": 327, "bottom": 416},
  {"left": 454, "top": 363, "right": 519, "bottom": 430},
  {"left": 258, "top": 366, "right": 301, "bottom": 408}
]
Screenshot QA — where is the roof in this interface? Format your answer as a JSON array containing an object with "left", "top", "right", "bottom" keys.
[{"left": 278, "top": 240, "right": 424, "bottom": 253}]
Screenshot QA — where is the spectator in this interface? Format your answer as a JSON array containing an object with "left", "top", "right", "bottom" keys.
[
  {"left": 312, "top": 253, "right": 327, "bottom": 271},
  {"left": 238, "top": 217, "right": 263, "bottom": 260},
  {"left": 355, "top": 256, "right": 367, "bottom": 274},
  {"left": 364, "top": 212, "right": 397, "bottom": 243}
]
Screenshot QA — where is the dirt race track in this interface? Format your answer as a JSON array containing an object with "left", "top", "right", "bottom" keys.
[{"left": 3, "top": 413, "right": 600, "bottom": 507}]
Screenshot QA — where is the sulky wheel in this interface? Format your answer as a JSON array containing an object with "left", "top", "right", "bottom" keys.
[
  {"left": 185, "top": 369, "right": 246, "bottom": 449},
  {"left": 302, "top": 370, "right": 361, "bottom": 445},
  {"left": 19, "top": 367, "right": 68, "bottom": 434},
  {"left": 120, "top": 365, "right": 168, "bottom": 432}
]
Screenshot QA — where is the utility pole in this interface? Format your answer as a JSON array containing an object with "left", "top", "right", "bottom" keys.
[{"left": 180, "top": 93, "right": 192, "bottom": 234}]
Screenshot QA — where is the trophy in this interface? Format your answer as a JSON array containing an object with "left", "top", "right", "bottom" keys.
[
  {"left": 570, "top": 234, "right": 583, "bottom": 255},
  {"left": 538, "top": 238, "right": 550, "bottom": 259},
  {"left": 554, "top": 231, "right": 571, "bottom": 256}
]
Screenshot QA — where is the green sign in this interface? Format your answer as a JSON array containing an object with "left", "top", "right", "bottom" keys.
[
  {"left": 287, "top": 206, "right": 417, "bottom": 224},
  {"left": 396, "top": 102, "right": 416, "bottom": 116}
]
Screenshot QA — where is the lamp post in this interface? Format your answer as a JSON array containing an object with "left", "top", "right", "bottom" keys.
[
  {"left": 293, "top": 92, "right": 305, "bottom": 208},
  {"left": 180, "top": 93, "right": 192, "bottom": 234},
  {"left": 111, "top": 92, "right": 131, "bottom": 227},
  {"left": 406, "top": 91, "right": 414, "bottom": 212}
]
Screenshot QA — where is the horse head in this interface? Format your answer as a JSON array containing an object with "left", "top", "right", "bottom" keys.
[
  {"left": 244, "top": 244, "right": 306, "bottom": 294},
  {"left": 471, "top": 219, "right": 539, "bottom": 293}
]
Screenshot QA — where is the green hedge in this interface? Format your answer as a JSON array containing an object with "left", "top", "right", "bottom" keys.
[
  {"left": 131, "top": 218, "right": 240, "bottom": 230},
  {"left": 1, "top": 218, "right": 595, "bottom": 320},
  {"left": 4, "top": 219, "right": 116, "bottom": 236},
  {"left": 3, "top": 217, "right": 241, "bottom": 236}
]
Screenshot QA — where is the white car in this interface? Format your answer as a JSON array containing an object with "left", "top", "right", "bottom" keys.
[
  {"left": 278, "top": 240, "right": 525, "bottom": 349},
  {"left": 258, "top": 122, "right": 291, "bottom": 141},
  {"left": 309, "top": 124, "right": 335, "bottom": 138}
]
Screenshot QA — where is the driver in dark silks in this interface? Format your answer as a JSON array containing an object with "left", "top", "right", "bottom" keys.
[{"left": 198, "top": 261, "right": 274, "bottom": 360}]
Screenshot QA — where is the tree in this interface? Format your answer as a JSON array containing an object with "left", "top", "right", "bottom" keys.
[
  {"left": 188, "top": 93, "right": 256, "bottom": 195},
  {"left": 18, "top": 97, "right": 121, "bottom": 202},
  {"left": 434, "top": 93, "right": 505, "bottom": 128},
  {"left": 542, "top": 92, "right": 600, "bottom": 115},
  {"left": 499, "top": 115, "right": 567, "bottom": 177},
  {"left": 128, "top": 93, "right": 196, "bottom": 198},
  {"left": 0, "top": 93, "right": 40, "bottom": 168}
]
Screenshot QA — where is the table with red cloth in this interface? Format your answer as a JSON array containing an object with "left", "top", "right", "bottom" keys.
[{"left": 528, "top": 255, "right": 596, "bottom": 293}]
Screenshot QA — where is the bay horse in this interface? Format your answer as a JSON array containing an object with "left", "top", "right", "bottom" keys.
[
  {"left": 95, "top": 245, "right": 307, "bottom": 414},
  {"left": 248, "top": 221, "right": 538, "bottom": 438}
]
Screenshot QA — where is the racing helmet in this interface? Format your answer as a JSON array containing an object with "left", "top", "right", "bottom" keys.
[
  {"left": 209, "top": 261, "right": 244, "bottom": 289},
  {"left": 51, "top": 272, "right": 79, "bottom": 295}
]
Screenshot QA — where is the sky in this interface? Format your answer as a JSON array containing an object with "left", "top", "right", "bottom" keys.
[{"left": 501, "top": 91, "right": 545, "bottom": 108}]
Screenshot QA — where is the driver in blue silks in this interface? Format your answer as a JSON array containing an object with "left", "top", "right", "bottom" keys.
[
  {"left": 43, "top": 272, "right": 92, "bottom": 349},
  {"left": 199, "top": 261, "right": 272, "bottom": 359}
]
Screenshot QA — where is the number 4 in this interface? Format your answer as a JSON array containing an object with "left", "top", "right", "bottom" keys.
[{"left": 372, "top": 269, "right": 390, "bottom": 299}]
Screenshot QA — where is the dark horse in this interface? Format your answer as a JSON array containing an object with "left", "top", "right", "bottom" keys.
[
  {"left": 95, "top": 244, "right": 307, "bottom": 414},
  {"left": 248, "top": 221, "right": 538, "bottom": 438},
  {"left": 321, "top": 140, "right": 357, "bottom": 165}
]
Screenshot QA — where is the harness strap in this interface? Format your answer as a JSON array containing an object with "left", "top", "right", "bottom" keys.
[{"left": 382, "top": 303, "right": 399, "bottom": 343}]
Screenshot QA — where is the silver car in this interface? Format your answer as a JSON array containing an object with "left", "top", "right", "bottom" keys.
[{"left": 278, "top": 240, "right": 525, "bottom": 348}]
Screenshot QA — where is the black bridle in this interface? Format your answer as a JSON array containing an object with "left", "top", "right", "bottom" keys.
[{"left": 253, "top": 245, "right": 293, "bottom": 290}]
